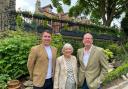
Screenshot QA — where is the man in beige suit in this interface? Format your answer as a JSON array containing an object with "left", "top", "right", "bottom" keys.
[
  {"left": 77, "top": 33, "right": 109, "bottom": 89},
  {"left": 27, "top": 29, "right": 57, "bottom": 89}
]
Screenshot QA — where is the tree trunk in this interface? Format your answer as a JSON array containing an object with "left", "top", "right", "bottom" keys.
[
  {"left": 103, "top": 16, "right": 113, "bottom": 26},
  {"left": 102, "top": 0, "right": 116, "bottom": 26}
]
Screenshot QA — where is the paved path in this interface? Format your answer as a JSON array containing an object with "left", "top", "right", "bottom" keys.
[
  {"left": 108, "top": 80, "right": 128, "bottom": 89},
  {"left": 23, "top": 79, "right": 128, "bottom": 89},
  {"left": 122, "top": 85, "right": 128, "bottom": 89}
]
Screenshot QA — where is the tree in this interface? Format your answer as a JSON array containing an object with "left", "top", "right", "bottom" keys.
[
  {"left": 121, "top": 12, "right": 128, "bottom": 36},
  {"left": 51, "top": 0, "right": 71, "bottom": 12},
  {"left": 52, "top": 0, "right": 128, "bottom": 26}
]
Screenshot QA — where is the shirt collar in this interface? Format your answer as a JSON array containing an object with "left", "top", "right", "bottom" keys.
[{"left": 84, "top": 45, "right": 93, "bottom": 54}]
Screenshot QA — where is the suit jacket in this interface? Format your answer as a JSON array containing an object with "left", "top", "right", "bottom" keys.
[
  {"left": 77, "top": 45, "right": 109, "bottom": 89},
  {"left": 27, "top": 44, "right": 57, "bottom": 87},
  {"left": 54, "top": 55, "right": 77, "bottom": 89}
]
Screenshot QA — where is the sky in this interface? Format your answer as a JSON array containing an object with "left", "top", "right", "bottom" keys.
[
  {"left": 16, "top": 0, "right": 77, "bottom": 13},
  {"left": 16, "top": 0, "right": 124, "bottom": 27}
]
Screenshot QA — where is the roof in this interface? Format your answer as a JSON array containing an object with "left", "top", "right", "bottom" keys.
[{"left": 41, "top": 4, "right": 53, "bottom": 9}]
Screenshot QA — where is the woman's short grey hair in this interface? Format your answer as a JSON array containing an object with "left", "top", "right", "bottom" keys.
[{"left": 62, "top": 43, "right": 73, "bottom": 54}]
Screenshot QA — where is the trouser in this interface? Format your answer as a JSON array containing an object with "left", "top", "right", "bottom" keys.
[
  {"left": 82, "top": 79, "right": 102, "bottom": 89},
  {"left": 33, "top": 78, "right": 53, "bottom": 89},
  {"left": 82, "top": 79, "right": 89, "bottom": 89}
]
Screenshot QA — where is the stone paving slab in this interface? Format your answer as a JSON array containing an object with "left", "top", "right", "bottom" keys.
[
  {"left": 23, "top": 79, "right": 128, "bottom": 89},
  {"left": 107, "top": 80, "right": 128, "bottom": 89}
]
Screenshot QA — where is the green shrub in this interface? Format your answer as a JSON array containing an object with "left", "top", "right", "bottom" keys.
[
  {"left": 121, "top": 54, "right": 128, "bottom": 64},
  {"left": 125, "top": 42, "right": 128, "bottom": 52},
  {"left": 0, "top": 74, "right": 11, "bottom": 89},
  {"left": 52, "top": 34, "right": 63, "bottom": 56},
  {"left": 0, "top": 29, "right": 36, "bottom": 39},
  {"left": 16, "top": 15, "right": 23, "bottom": 28},
  {"left": 108, "top": 44, "right": 122, "bottom": 55},
  {"left": 0, "top": 30, "right": 38, "bottom": 83},
  {"left": 103, "top": 49, "right": 113, "bottom": 62},
  {"left": 107, "top": 43, "right": 124, "bottom": 61},
  {"left": 103, "top": 63, "right": 128, "bottom": 85},
  {"left": 94, "top": 40, "right": 114, "bottom": 48},
  {"left": 0, "top": 30, "right": 38, "bottom": 88}
]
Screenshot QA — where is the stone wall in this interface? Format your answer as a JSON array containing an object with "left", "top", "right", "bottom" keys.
[{"left": 0, "top": 0, "right": 16, "bottom": 30}]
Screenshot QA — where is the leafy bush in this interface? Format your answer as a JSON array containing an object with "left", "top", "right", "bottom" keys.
[
  {"left": 52, "top": 34, "right": 63, "bottom": 56},
  {"left": 0, "top": 29, "right": 35, "bottom": 39},
  {"left": 94, "top": 40, "right": 114, "bottom": 48},
  {"left": 103, "top": 63, "right": 128, "bottom": 85},
  {"left": 16, "top": 15, "right": 23, "bottom": 28},
  {"left": 0, "top": 30, "right": 38, "bottom": 84},
  {"left": 108, "top": 44, "right": 122, "bottom": 55},
  {"left": 125, "top": 42, "right": 128, "bottom": 52},
  {"left": 103, "top": 49, "right": 113, "bottom": 62},
  {"left": 120, "top": 54, "right": 128, "bottom": 64},
  {"left": 0, "top": 74, "right": 11, "bottom": 89}
]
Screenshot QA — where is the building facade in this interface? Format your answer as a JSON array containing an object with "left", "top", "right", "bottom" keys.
[{"left": 34, "top": 0, "right": 92, "bottom": 33}]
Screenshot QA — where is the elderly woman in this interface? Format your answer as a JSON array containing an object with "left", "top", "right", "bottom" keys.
[{"left": 54, "top": 43, "right": 77, "bottom": 89}]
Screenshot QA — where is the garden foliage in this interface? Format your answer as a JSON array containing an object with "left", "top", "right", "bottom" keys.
[
  {"left": 0, "top": 30, "right": 38, "bottom": 86},
  {"left": 52, "top": 33, "right": 63, "bottom": 56},
  {"left": 103, "top": 62, "right": 128, "bottom": 85}
]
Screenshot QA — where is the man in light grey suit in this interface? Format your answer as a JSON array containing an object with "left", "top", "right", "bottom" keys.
[{"left": 77, "top": 33, "right": 109, "bottom": 89}]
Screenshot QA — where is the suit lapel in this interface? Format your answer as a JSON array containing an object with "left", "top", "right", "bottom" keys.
[
  {"left": 79, "top": 48, "right": 86, "bottom": 69},
  {"left": 51, "top": 46, "right": 56, "bottom": 74},
  {"left": 86, "top": 45, "right": 96, "bottom": 69},
  {"left": 41, "top": 44, "right": 55, "bottom": 61},
  {"left": 62, "top": 55, "right": 67, "bottom": 76},
  {"left": 40, "top": 44, "right": 48, "bottom": 60}
]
